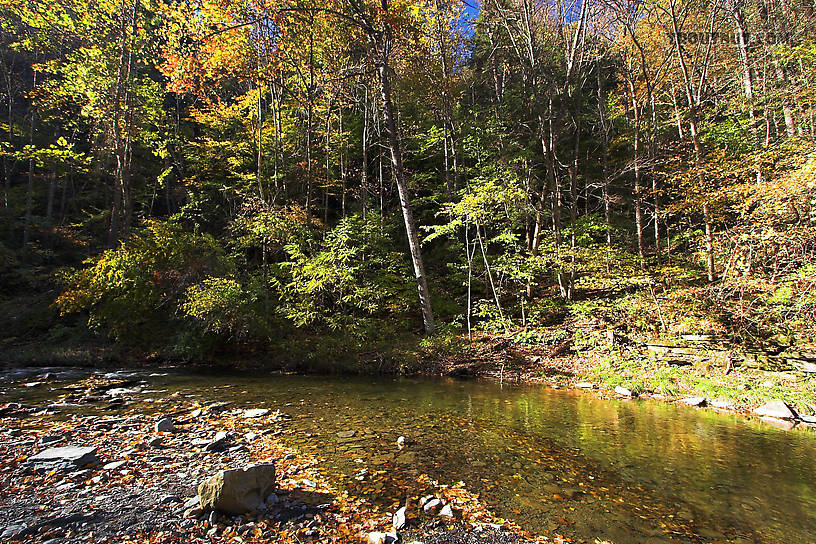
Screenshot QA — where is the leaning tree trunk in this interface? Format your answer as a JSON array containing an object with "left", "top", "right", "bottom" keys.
[{"left": 374, "top": 29, "right": 435, "bottom": 335}]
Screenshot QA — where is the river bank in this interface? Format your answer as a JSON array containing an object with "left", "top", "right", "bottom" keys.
[
  {"left": 5, "top": 323, "right": 815, "bottom": 434},
  {"left": 0, "top": 374, "right": 550, "bottom": 544}
]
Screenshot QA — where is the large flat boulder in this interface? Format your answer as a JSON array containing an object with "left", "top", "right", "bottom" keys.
[
  {"left": 198, "top": 463, "right": 276, "bottom": 515},
  {"left": 754, "top": 400, "right": 798, "bottom": 420},
  {"left": 28, "top": 446, "right": 98, "bottom": 468}
]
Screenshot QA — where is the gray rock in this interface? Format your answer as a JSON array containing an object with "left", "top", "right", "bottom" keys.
[
  {"left": 754, "top": 400, "right": 797, "bottom": 420},
  {"left": 206, "top": 431, "right": 230, "bottom": 452},
  {"left": 681, "top": 397, "right": 707, "bottom": 407},
  {"left": 336, "top": 430, "right": 356, "bottom": 438},
  {"left": 242, "top": 408, "right": 269, "bottom": 418},
  {"left": 439, "top": 504, "right": 454, "bottom": 518},
  {"left": 198, "top": 463, "right": 276, "bottom": 514},
  {"left": 422, "top": 498, "right": 442, "bottom": 514},
  {"left": 40, "top": 435, "right": 62, "bottom": 445},
  {"left": 28, "top": 446, "right": 98, "bottom": 468},
  {"left": 148, "top": 436, "right": 163, "bottom": 448},
  {"left": 392, "top": 506, "right": 406, "bottom": 531},
  {"left": 159, "top": 494, "right": 180, "bottom": 505},
  {"left": 155, "top": 418, "right": 175, "bottom": 432},
  {"left": 1, "top": 524, "right": 25, "bottom": 539}
]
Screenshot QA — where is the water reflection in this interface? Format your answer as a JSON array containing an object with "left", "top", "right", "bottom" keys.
[{"left": 7, "top": 371, "right": 816, "bottom": 543}]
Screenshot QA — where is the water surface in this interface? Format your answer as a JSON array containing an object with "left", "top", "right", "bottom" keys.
[{"left": 5, "top": 369, "right": 815, "bottom": 543}]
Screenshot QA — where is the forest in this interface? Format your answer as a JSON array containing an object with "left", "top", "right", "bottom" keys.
[{"left": 2, "top": 0, "right": 816, "bottom": 374}]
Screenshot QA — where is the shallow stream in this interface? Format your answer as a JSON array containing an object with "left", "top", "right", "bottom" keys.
[{"left": 4, "top": 368, "right": 815, "bottom": 543}]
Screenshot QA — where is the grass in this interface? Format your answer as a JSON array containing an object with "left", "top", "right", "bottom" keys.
[{"left": 579, "top": 348, "right": 816, "bottom": 412}]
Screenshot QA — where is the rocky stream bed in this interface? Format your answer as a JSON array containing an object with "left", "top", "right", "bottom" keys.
[{"left": 0, "top": 373, "right": 544, "bottom": 544}]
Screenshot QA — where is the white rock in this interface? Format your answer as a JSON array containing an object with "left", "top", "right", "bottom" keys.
[
  {"left": 575, "top": 382, "right": 595, "bottom": 389},
  {"left": 28, "top": 446, "right": 98, "bottom": 467},
  {"left": 243, "top": 408, "right": 270, "bottom": 418},
  {"left": 681, "top": 397, "right": 707, "bottom": 407},
  {"left": 711, "top": 399, "right": 732, "bottom": 409},
  {"left": 614, "top": 386, "right": 633, "bottom": 397},
  {"left": 754, "top": 400, "right": 797, "bottom": 420},
  {"left": 439, "top": 504, "right": 454, "bottom": 518},
  {"left": 392, "top": 506, "right": 407, "bottom": 530},
  {"left": 367, "top": 532, "right": 398, "bottom": 544},
  {"left": 423, "top": 498, "right": 442, "bottom": 514}
]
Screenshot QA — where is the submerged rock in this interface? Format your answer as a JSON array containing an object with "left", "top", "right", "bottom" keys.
[
  {"left": 28, "top": 446, "right": 98, "bottom": 468},
  {"left": 754, "top": 400, "right": 797, "bottom": 420},
  {"left": 198, "top": 463, "right": 276, "bottom": 514},
  {"left": 155, "top": 418, "right": 175, "bottom": 432}
]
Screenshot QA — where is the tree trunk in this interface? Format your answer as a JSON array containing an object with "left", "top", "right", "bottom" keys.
[{"left": 374, "top": 29, "right": 435, "bottom": 335}]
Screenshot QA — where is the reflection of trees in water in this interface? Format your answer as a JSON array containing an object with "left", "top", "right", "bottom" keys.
[{"left": 168, "top": 374, "right": 814, "bottom": 543}]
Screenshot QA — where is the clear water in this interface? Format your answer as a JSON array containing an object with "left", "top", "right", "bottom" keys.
[{"left": 5, "top": 369, "right": 815, "bottom": 543}]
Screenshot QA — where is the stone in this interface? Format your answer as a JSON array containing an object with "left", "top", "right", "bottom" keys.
[
  {"left": 711, "top": 399, "right": 732, "bottom": 409},
  {"left": 148, "top": 436, "right": 163, "bottom": 448},
  {"left": 206, "top": 431, "right": 230, "bottom": 452},
  {"left": 242, "top": 408, "right": 269, "bottom": 418},
  {"left": 754, "top": 400, "right": 797, "bottom": 420},
  {"left": 1, "top": 525, "right": 25, "bottom": 539},
  {"left": 366, "top": 532, "right": 398, "bottom": 544},
  {"left": 159, "top": 494, "right": 180, "bottom": 505},
  {"left": 614, "top": 386, "right": 634, "bottom": 397},
  {"left": 800, "top": 414, "right": 816, "bottom": 424},
  {"left": 422, "top": 498, "right": 442, "bottom": 514},
  {"left": 103, "top": 460, "right": 126, "bottom": 471},
  {"left": 336, "top": 430, "right": 355, "bottom": 438},
  {"left": 155, "top": 418, "right": 175, "bottom": 432},
  {"left": 198, "top": 463, "right": 276, "bottom": 515},
  {"left": 184, "top": 507, "right": 204, "bottom": 519},
  {"left": 28, "top": 446, "right": 98, "bottom": 468},
  {"left": 575, "top": 382, "right": 595, "bottom": 389},
  {"left": 759, "top": 417, "right": 796, "bottom": 431},
  {"left": 392, "top": 506, "right": 407, "bottom": 531},
  {"left": 681, "top": 397, "right": 707, "bottom": 407},
  {"left": 439, "top": 504, "right": 454, "bottom": 518},
  {"left": 396, "top": 436, "right": 405, "bottom": 448}
]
